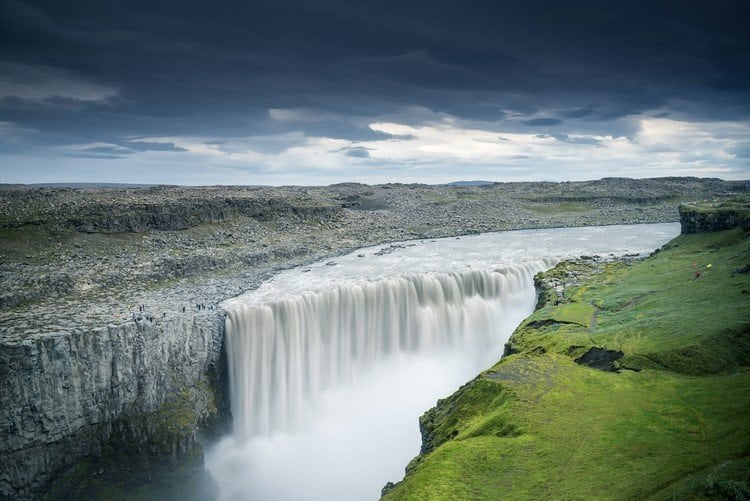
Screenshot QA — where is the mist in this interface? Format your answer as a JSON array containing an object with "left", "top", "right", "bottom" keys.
[{"left": 206, "top": 331, "right": 527, "bottom": 500}]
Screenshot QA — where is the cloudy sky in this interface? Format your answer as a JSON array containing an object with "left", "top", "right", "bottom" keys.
[{"left": 1, "top": 0, "right": 749, "bottom": 185}]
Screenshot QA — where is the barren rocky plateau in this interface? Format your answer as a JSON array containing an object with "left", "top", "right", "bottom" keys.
[{"left": 2, "top": 177, "right": 748, "bottom": 340}]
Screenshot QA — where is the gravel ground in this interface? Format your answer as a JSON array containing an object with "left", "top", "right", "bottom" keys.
[{"left": 1, "top": 178, "right": 747, "bottom": 340}]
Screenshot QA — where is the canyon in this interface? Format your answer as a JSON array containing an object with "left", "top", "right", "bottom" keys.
[{"left": 1, "top": 178, "right": 747, "bottom": 498}]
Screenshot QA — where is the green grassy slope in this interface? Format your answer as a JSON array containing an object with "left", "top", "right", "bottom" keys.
[{"left": 384, "top": 228, "right": 750, "bottom": 500}]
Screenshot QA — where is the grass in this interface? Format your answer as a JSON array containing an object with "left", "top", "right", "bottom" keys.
[
  {"left": 523, "top": 202, "right": 587, "bottom": 215},
  {"left": 681, "top": 193, "right": 750, "bottom": 217},
  {"left": 0, "top": 225, "right": 72, "bottom": 264},
  {"left": 512, "top": 228, "right": 750, "bottom": 374},
  {"left": 384, "top": 227, "right": 750, "bottom": 500},
  {"left": 456, "top": 191, "right": 492, "bottom": 201},
  {"left": 660, "top": 457, "right": 750, "bottom": 499},
  {"left": 424, "top": 194, "right": 454, "bottom": 206},
  {"left": 0, "top": 223, "right": 145, "bottom": 266}
]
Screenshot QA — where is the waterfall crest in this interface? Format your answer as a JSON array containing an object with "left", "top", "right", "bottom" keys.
[{"left": 226, "top": 260, "right": 551, "bottom": 440}]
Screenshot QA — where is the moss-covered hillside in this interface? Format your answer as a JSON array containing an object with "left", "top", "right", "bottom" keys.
[{"left": 384, "top": 227, "right": 750, "bottom": 500}]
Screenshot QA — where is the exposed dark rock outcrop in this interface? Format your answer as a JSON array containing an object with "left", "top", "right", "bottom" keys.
[
  {"left": 0, "top": 186, "right": 342, "bottom": 233},
  {"left": 502, "top": 342, "right": 518, "bottom": 357},
  {"left": 679, "top": 199, "right": 750, "bottom": 234},
  {"left": 67, "top": 197, "right": 341, "bottom": 233},
  {"left": 574, "top": 347, "right": 625, "bottom": 372},
  {"left": 0, "top": 312, "right": 228, "bottom": 498}
]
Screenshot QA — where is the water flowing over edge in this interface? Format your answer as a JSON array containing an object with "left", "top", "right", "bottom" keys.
[{"left": 225, "top": 260, "right": 555, "bottom": 440}]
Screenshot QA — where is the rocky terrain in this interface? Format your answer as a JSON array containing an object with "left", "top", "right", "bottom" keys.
[
  {"left": 679, "top": 196, "right": 750, "bottom": 233},
  {"left": 2, "top": 177, "right": 747, "bottom": 340},
  {"left": 1, "top": 177, "right": 748, "bottom": 498}
]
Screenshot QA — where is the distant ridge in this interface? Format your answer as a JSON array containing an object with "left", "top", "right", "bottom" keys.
[
  {"left": 28, "top": 183, "right": 159, "bottom": 189},
  {"left": 445, "top": 180, "right": 494, "bottom": 186}
]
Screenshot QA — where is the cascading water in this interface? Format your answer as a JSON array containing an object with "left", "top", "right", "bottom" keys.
[
  {"left": 207, "top": 223, "right": 681, "bottom": 500},
  {"left": 226, "top": 264, "right": 547, "bottom": 440}
]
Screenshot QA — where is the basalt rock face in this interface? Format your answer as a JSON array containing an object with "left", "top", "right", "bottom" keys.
[
  {"left": 574, "top": 347, "right": 624, "bottom": 372},
  {"left": 1, "top": 185, "right": 343, "bottom": 233},
  {"left": 67, "top": 200, "right": 231, "bottom": 233},
  {"left": 68, "top": 198, "right": 342, "bottom": 233},
  {"left": 0, "top": 311, "right": 227, "bottom": 498},
  {"left": 679, "top": 203, "right": 750, "bottom": 234}
]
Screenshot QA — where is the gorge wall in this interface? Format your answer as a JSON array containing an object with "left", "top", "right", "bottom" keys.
[
  {"left": 0, "top": 312, "right": 227, "bottom": 498},
  {"left": 679, "top": 198, "right": 750, "bottom": 234},
  {"left": 1, "top": 178, "right": 747, "bottom": 498}
]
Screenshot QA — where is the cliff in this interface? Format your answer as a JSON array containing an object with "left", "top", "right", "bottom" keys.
[
  {"left": 0, "top": 312, "right": 228, "bottom": 498},
  {"left": 0, "top": 185, "right": 342, "bottom": 232},
  {"left": 679, "top": 195, "right": 750, "bottom": 234},
  {"left": 1, "top": 178, "right": 748, "bottom": 498},
  {"left": 383, "top": 215, "right": 750, "bottom": 498}
]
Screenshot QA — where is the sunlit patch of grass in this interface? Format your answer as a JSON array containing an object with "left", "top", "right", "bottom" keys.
[
  {"left": 386, "top": 358, "right": 750, "bottom": 500},
  {"left": 384, "top": 227, "right": 750, "bottom": 500}
]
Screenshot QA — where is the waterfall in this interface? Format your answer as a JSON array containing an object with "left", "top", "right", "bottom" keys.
[
  {"left": 209, "top": 224, "right": 681, "bottom": 500},
  {"left": 225, "top": 260, "right": 550, "bottom": 440}
]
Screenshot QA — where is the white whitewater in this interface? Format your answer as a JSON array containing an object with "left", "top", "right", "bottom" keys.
[
  {"left": 226, "top": 263, "right": 547, "bottom": 439},
  {"left": 207, "top": 223, "right": 680, "bottom": 500}
]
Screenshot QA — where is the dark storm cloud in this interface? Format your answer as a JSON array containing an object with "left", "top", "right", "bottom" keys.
[
  {"left": 67, "top": 145, "right": 132, "bottom": 159},
  {"left": 561, "top": 106, "right": 598, "bottom": 120},
  {"left": 266, "top": 108, "right": 402, "bottom": 142},
  {"left": 0, "top": 0, "right": 749, "bottom": 159},
  {"left": 125, "top": 141, "right": 187, "bottom": 152},
  {"left": 343, "top": 147, "right": 371, "bottom": 158},
  {"left": 536, "top": 134, "right": 602, "bottom": 146},
  {"left": 523, "top": 118, "right": 562, "bottom": 127},
  {"left": 64, "top": 141, "right": 186, "bottom": 159}
]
